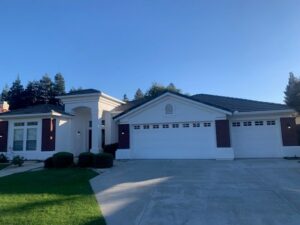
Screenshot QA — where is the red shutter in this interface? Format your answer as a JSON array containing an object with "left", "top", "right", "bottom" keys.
[
  {"left": 0, "top": 121, "right": 8, "bottom": 152},
  {"left": 215, "top": 120, "right": 231, "bottom": 148},
  {"left": 118, "top": 124, "right": 130, "bottom": 149},
  {"left": 42, "top": 118, "right": 56, "bottom": 151},
  {"left": 280, "top": 117, "right": 299, "bottom": 146}
]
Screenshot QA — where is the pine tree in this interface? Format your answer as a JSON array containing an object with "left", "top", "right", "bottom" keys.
[
  {"left": 53, "top": 73, "right": 66, "bottom": 96},
  {"left": 123, "top": 94, "right": 129, "bottom": 102},
  {"left": 167, "top": 83, "right": 181, "bottom": 93},
  {"left": 0, "top": 84, "right": 9, "bottom": 101},
  {"left": 24, "top": 81, "right": 41, "bottom": 105},
  {"left": 284, "top": 72, "right": 300, "bottom": 112},
  {"left": 7, "top": 77, "right": 25, "bottom": 110},
  {"left": 134, "top": 88, "right": 144, "bottom": 100},
  {"left": 39, "top": 74, "right": 54, "bottom": 104}
]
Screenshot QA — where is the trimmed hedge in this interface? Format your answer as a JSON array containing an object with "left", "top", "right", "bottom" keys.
[
  {"left": 0, "top": 153, "right": 8, "bottom": 163},
  {"left": 78, "top": 152, "right": 94, "bottom": 168},
  {"left": 93, "top": 153, "right": 114, "bottom": 168},
  {"left": 44, "top": 157, "right": 54, "bottom": 168},
  {"left": 103, "top": 143, "right": 119, "bottom": 158},
  {"left": 52, "top": 152, "right": 74, "bottom": 168}
]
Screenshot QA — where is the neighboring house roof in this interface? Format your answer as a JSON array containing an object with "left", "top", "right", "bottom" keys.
[
  {"left": 113, "top": 91, "right": 291, "bottom": 119},
  {"left": 0, "top": 104, "right": 73, "bottom": 117},
  {"left": 63, "top": 89, "right": 101, "bottom": 96}
]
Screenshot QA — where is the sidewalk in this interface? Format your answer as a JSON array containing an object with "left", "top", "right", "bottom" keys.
[{"left": 0, "top": 161, "right": 43, "bottom": 178}]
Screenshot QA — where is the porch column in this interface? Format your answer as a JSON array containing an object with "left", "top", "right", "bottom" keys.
[{"left": 91, "top": 109, "right": 102, "bottom": 154}]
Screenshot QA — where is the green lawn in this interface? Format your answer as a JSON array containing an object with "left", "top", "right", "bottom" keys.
[
  {"left": 0, "top": 168, "right": 106, "bottom": 225},
  {"left": 0, "top": 163, "right": 9, "bottom": 170}
]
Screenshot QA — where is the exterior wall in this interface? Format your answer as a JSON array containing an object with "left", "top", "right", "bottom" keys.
[
  {"left": 4, "top": 117, "right": 71, "bottom": 160},
  {"left": 116, "top": 94, "right": 234, "bottom": 159}
]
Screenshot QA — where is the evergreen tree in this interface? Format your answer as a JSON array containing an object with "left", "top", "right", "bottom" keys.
[
  {"left": 284, "top": 72, "right": 300, "bottom": 112},
  {"left": 0, "top": 84, "right": 9, "bottom": 101},
  {"left": 134, "top": 88, "right": 144, "bottom": 100},
  {"left": 123, "top": 94, "right": 129, "bottom": 102},
  {"left": 167, "top": 83, "right": 181, "bottom": 93},
  {"left": 39, "top": 75, "right": 54, "bottom": 104},
  {"left": 53, "top": 73, "right": 66, "bottom": 96},
  {"left": 7, "top": 77, "right": 25, "bottom": 110},
  {"left": 24, "top": 81, "right": 41, "bottom": 105}
]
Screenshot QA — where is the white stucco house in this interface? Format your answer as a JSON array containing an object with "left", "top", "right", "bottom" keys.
[{"left": 0, "top": 89, "right": 299, "bottom": 160}]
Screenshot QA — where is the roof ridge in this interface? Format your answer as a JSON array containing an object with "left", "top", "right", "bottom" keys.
[{"left": 193, "top": 93, "right": 286, "bottom": 106}]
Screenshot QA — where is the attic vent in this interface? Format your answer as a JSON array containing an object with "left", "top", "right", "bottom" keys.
[{"left": 165, "top": 104, "right": 173, "bottom": 115}]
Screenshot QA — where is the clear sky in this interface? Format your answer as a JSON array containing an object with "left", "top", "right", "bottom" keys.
[{"left": 0, "top": 0, "right": 299, "bottom": 103}]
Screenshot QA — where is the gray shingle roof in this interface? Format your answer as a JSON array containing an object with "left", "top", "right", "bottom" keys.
[
  {"left": 191, "top": 94, "right": 290, "bottom": 112},
  {"left": 113, "top": 91, "right": 291, "bottom": 119},
  {"left": 0, "top": 104, "right": 72, "bottom": 117},
  {"left": 64, "top": 89, "right": 100, "bottom": 96}
]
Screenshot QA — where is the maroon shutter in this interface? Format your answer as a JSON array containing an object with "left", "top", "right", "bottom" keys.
[
  {"left": 42, "top": 118, "right": 56, "bottom": 151},
  {"left": 280, "top": 117, "right": 299, "bottom": 146},
  {"left": 215, "top": 120, "right": 231, "bottom": 148},
  {"left": 0, "top": 121, "right": 8, "bottom": 152},
  {"left": 118, "top": 124, "right": 130, "bottom": 149}
]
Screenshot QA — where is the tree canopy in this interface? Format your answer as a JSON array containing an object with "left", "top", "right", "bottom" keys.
[
  {"left": 284, "top": 72, "right": 300, "bottom": 112},
  {"left": 1, "top": 73, "right": 66, "bottom": 110}
]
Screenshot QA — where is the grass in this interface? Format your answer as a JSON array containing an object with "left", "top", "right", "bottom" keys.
[
  {"left": 0, "top": 163, "right": 9, "bottom": 170},
  {"left": 0, "top": 168, "right": 106, "bottom": 225}
]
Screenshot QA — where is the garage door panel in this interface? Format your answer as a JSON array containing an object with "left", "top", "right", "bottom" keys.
[
  {"left": 131, "top": 123, "right": 216, "bottom": 159},
  {"left": 232, "top": 120, "right": 281, "bottom": 158}
]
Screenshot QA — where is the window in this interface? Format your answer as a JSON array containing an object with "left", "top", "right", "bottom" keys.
[
  {"left": 162, "top": 124, "right": 169, "bottom": 128},
  {"left": 89, "top": 121, "right": 92, "bottom": 128},
  {"left": 26, "top": 128, "right": 37, "bottom": 150},
  {"left": 101, "top": 120, "right": 105, "bottom": 126},
  {"left": 183, "top": 123, "right": 190, "bottom": 128},
  {"left": 13, "top": 129, "right": 24, "bottom": 151},
  {"left": 255, "top": 121, "right": 263, "bottom": 126},
  {"left": 232, "top": 122, "right": 240, "bottom": 127},
  {"left": 143, "top": 125, "right": 150, "bottom": 129},
  {"left": 13, "top": 121, "right": 38, "bottom": 151},
  {"left": 243, "top": 121, "right": 252, "bottom": 126},
  {"left": 14, "top": 122, "right": 24, "bottom": 127},
  {"left": 153, "top": 124, "right": 159, "bottom": 129},
  {"left": 27, "top": 122, "right": 38, "bottom": 126},
  {"left": 267, "top": 120, "right": 276, "bottom": 126},
  {"left": 204, "top": 122, "right": 211, "bottom": 127},
  {"left": 172, "top": 124, "right": 179, "bottom": 128},
  {"left": 134, "top": 125, "right": 140, "bottom": 130},
  {"left": 165, "top": 104, "right": 173, "bottom": 114},
  {"left": 193, "top": 122, "right": 200, "bottom": 128}
]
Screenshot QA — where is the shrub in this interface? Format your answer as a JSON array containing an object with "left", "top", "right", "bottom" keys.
[
  {"left": 103, "top": 143, "right": 119, "bottom": 158},
  {"left": 93, "top": 153, "right": 114, "bottom": 168},
  {"left": 52, "top": 152, "right": 74, "bottom": 168},
  {"left": 44, "top": 157, "right": 54, "bottom": 168},
  {"left": 12, "top": 156, "right": 25, "bottom": 167},
  {"left": 0, "top": 153, "right": 8, "bottom": 163},
  {"left": 78, "top": 152, "right": 94, "bottom": 168}
]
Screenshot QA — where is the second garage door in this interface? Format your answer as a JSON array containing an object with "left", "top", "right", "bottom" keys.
[
  {"left": 130, "top": 121, "right": 216, "bottom": 159},
  {"left": 231, "top": 120, "right": 282, "bottom": 158}
]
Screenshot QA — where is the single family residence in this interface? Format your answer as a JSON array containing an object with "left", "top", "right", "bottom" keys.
[{"left": 0, "top": 89, "right": 299, "bottom": 160}]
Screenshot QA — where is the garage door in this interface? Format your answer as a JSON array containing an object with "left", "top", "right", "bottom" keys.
[
  {"left": 231, "top": 120, "right": 282, "bottom": 158},
  {"left": 131, "top": 121, "right": 216, "bottom": 159}
]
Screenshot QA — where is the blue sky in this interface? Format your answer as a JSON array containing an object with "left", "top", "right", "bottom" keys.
[{"left": 0, "top": 0, "right": 299, "bottom": 103}]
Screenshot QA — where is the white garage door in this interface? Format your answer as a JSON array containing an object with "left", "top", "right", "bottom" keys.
[
  {"left": 231, "top": 120, "right": 282, "bottom": 158},
  {"left": 131, "top": 122, "right": 216, "bottom": 159}
]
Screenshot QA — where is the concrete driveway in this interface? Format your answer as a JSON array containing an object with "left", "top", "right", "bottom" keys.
[{"left": 90, "top": 159, "right": 300, "bottom": 225}]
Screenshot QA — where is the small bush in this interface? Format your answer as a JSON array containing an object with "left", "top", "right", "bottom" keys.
[
  {"left": 12, "top": 156, "right": 25, "bottom": 167},
  {"left": 93, "top": 153, "right": 114, "bottom": 168},
  {"left": 0, "top": 153, "right": 8, "bottom": 163},
  {"left": 78, "top": 152, "right": 94, "bottom": 168},
  {"left": 103, "top": 143, "right": 119, "bottom": 158},
  {"left": 44, "top": 157, "right": 54, "bottom": 168},
  {"left": 52, "top": 152, "right": 74, "bottom": 168}
]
